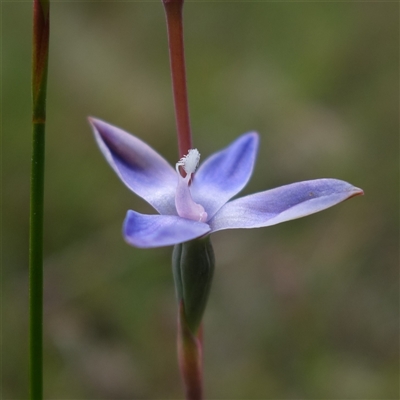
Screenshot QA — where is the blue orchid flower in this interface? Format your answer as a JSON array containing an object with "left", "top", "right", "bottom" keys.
[{"left": 90, "top": 118, "right": 363, "bottom": 248}]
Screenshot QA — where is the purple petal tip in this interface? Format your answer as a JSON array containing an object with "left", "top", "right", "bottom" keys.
[{"left": 345, "top": 186, "right": 364, "bottom": 200}]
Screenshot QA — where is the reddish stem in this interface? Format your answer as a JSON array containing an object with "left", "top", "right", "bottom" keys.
[
  {"left": 177, "top": 302, "right": 203, "bottom": 400},
  {"left": 163, "top": 0, "right": 192, "bottom": 157},
  {"left": 33, "top": 0, "right": 50, "bottom": 122},
  {"left": 30, "top": 2, "right": 49, "bottom": 399}
]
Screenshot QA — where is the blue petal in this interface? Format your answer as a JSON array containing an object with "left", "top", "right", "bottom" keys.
[
  {"left": 90, "top": 118, "right": 177, "bottom": 215},
  {"left": 208, "top": 179, "right": 363, "bottom": 232},
  {"left": 123, "top": 210, "right": 211, "bottom": 248},
  {"left": 191, "top": 132, "right": 259, "bottom": 219}
]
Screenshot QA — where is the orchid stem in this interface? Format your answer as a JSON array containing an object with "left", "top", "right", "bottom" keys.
[
  {"left": 163, "top": 1, "right": 205, "bottom": 397},
  {"left": 163, "top": 0, "right": 192, "bottom": 157},
  {"left": 30, "top": 1, "right": 49, "bottom": 399},
  {"left": 178, "top": 303, "right": 204, "bottom": 400}
]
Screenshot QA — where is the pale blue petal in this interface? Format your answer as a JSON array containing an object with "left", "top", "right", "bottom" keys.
[
  {"left": 90, "top": 118, "right": 177, "bottom": 215},
  {"left": 191, "top": 132, "right": 259, "bottom": 219},
  {"left": 209, "top": 179, "right": 363, "bottom": 232},
  {"left": 123, "top": 210, "right": 211, "bottom": 248}
]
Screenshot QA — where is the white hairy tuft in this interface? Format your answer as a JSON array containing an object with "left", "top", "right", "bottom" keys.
[{"left": 176, "top": 149, "right": 201, "bottom": 174}]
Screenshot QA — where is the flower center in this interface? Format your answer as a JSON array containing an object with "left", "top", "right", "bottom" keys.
[{"left": 175, "top": 149, "right": 208, "bottom": 223}]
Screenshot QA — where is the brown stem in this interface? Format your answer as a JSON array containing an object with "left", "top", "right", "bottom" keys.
[
  {"left": 33, "top": 0, "right": 49, "bottom": 121},
  {"left": 177, "top": 302, "right": 203, "bottom": 400},
  {"left": 30, "top": 2, "right": 49, "bottom": 399},
  {"left": 163, "top": 0, "right": 192, "bottom": 157}
]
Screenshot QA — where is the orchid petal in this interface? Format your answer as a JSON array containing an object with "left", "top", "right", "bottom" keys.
[
  {"left": 90, "top": 118, "right": 177, "bottom": 215},
  {"left": 123, "top": 210, "right": 211, "bottom": 248},
  {"left": 209, "top": 179, "right": 364, "bottom": 232},
  {"left": 191, "top": 132, "right": 259, "bottom": 219}
]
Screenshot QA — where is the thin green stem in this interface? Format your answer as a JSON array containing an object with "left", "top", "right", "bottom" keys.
[
  {"left": 163, "top": 0, "right": 192, "bottom": 157},
  {"left": 30, "top": 123, "right": 45, "bottom": 400},
  {"left": 30, "top": 1, "right": 49, "bottom": 399}
]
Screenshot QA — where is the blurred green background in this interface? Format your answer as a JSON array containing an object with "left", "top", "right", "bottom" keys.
[{"left": 3, "top": 1, "right": 399, "bottom": 399}]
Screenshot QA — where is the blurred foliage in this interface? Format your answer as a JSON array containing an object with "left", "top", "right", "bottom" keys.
[{"left": 2, "top": 1, "right": 399, "bottom": 399}]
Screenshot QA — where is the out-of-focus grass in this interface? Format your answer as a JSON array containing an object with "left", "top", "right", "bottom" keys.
[{"left": 2, "top": 2, "right": 398, "bottom": 399}]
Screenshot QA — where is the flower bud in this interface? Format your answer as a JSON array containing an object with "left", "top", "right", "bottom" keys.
[{"left": 172, "top": 236, "right": 215, "bottom": 334}]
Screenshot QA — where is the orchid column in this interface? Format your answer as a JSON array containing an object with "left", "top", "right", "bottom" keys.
[{"left": 163, "top": 1, "right": 211, "bottom": 399}]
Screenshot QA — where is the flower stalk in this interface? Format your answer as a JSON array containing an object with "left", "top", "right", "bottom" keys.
[
  {"left": 162, "top": 1, "right": 209, "bottom": 397},
  {"left": 162, "top": 0, "right": 192, "bottom": 157},
  {"left": 177, "top": 302, "right": 204, "bottom": 400},
  {"left": 30, "top": 0, "right": 49, "bottom": 398}
]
